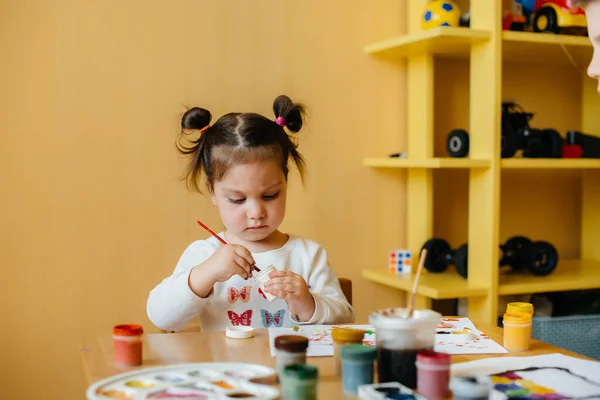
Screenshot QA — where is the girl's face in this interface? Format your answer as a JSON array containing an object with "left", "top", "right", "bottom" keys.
[
  {"left": 587, "top": 1, "right": 600, "bottom": 93},
  {"left": 211, "top": 159, "right": 287, "bottom": 249}
]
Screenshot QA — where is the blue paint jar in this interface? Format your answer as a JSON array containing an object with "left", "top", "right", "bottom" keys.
[{"left": 340, "top": 344, "right": 377, "bottom": 395}]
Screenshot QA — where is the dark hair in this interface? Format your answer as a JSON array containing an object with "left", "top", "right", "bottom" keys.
[{"left": 176, "top": 95, "right": 306, "bottom": 193}]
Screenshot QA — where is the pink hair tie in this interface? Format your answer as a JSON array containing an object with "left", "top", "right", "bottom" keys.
[{"left": 275, "top": 116, "right": 285, "bottom": 127}]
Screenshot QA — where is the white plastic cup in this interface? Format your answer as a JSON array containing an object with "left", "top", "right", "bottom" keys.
[{"left": 254, "top": 264, "right": 277, "bottom": 302}]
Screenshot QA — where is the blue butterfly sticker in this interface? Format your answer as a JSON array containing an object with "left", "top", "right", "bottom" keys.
[{"left": 261, "top": 309, "right": 285, "bottom": 327}]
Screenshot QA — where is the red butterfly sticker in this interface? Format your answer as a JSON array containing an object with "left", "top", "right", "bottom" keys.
[
  {"left": 227, "top": 286, "right": 251, "bottom": 304},
  {"left": 227, "top": 310, "right": 252, "bottom": 326}
]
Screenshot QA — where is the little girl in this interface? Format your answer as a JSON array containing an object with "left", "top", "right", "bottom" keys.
[{"left": 147, "top": 95, "right": 355, "bottom": 332}]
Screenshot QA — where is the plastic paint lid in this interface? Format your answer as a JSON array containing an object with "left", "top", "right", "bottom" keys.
[
  {"left": 274, "top": 335, "right": 309, "bottom": 353},
  {"left": 369, "top": 307, "right": 441, "bottom": 329},
  {"left": 340, "top": 344, "right": 377, "bottom": 362},
  {"left": 506, "top": 302, "right": 534, "bottom": 314},
  {"left": 225, "top": 326, "right": 255, "bottom": 339},
  {"left": 416, "top": 350, "right": 451, "bottom": 365},
  {"left": 282, "top": 364, "right": 318, "bottom": 380},
  {"left": 113, "top": 324, "right": 144, "bottom": 336},
  {"left": 331, "top": 327, "right": 365, "bottom": 343},
  {"left": 503, "top": 312, "right": 532, "bottom": 324}
]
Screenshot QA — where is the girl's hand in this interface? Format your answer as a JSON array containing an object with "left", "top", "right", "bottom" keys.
[
  {"left": 189, "top": 244, "right": 255, "bottom": 297},
  {"left": 264, "top": 271, "right": 315, "bottom": 322}
]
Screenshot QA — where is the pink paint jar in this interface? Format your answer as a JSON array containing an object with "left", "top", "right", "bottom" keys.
[
  {"left": 113, "top": 324, "right": 143, "bottom": 366},
  {"left": 416, "top": 350, "right": 451, "bottom": 400}
]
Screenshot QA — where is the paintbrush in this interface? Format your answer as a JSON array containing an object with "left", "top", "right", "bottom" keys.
[
  {"left": 407, "top": 248, "right": 427, "bottom": 318},
  {"left": 196, "top": 220, "right": 261, "bottom": 272}
]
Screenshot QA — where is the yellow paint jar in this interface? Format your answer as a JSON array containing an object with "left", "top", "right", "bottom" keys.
[
  {"left": 502, "top": 312, "right": 532, "bottom": 352},
  {"left": 506, "top": 302, "right": 534, "bottom": 316},
  {"left": 331, "top": 327, "right": 365, "bottom": 376}
]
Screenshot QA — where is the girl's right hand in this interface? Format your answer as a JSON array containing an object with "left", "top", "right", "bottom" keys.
[{"left": 203, "top": 244, "right": 255, "bottom": 282}]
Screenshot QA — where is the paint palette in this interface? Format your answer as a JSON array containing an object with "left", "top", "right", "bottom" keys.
[{"left": 86, "top": 363, "right": 280, "bottom": 399}]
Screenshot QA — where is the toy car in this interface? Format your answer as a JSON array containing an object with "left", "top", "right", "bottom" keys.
[
  {"left": 446, "top": 102, "right": 564, "bottom": 159},
  {"left": 519, "top": 0, "right": 587, "bottom": 35}
]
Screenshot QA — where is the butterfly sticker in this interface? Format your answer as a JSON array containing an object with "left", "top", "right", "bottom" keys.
[
  {"left": 227, "top": 310, "right": 252, "bottom": 326},
  {"left": 261, "top": 309, "right": 285, "bottom": 327},
  {"left": 227, "top": 286, "right": 251, "bottom": 304}
]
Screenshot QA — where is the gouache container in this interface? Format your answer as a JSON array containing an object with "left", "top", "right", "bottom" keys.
[
  {"left": 340, "top": 344, "right": 377, "bottom": 395},
  {"left": 273, "top": 335, "right": 309, "bottom": 377},
  {"left": 506, "top": 302, "right": 534, "bottom": 316},
  {"left": 280, "top": 363, "right": 318, "bottom": 400},
  {"left": 331, "top": 327, "right": 365, "bottom": 376},
  {"left": 369, "top": 307, "right": 441, "bottom": 389},
  {"left": 253, "top": 264, "right": 277, "bottom": 302},
  {"left": 449, "top": 376, "right": 492, "bottom": 400},
  {"left": 113, "top": 324, "right": 144, "bottom": 367},
  {"left": 415, "top": 350, "right": 451, "bottom": 400},
  {"left": 503, "top": 312, "right": 532, "bottom": 352},
  {"left": 356, "top": 382, "right": 427, "bottom": 400}
]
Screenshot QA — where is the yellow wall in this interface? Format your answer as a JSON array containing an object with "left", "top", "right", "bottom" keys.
[{"left": 0, "top": 1, "right": 408, "bottom": 398}]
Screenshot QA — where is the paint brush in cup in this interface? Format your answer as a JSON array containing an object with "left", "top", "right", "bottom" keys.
[
  {"left": 196, "top": 220, "right": 261, "bottom": 272},
  {"left": 407, "top": 248, "right": 427, "bottom": 318}
]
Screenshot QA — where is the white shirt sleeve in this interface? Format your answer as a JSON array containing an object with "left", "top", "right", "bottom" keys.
[
  {"left": 146, "top": 240, "right": 216, "bottom": 331},
  {"left": 291, "top": 244, "right": 355, "bottom": 325}
]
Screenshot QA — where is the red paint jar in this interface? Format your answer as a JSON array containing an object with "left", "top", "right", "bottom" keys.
[
  {"left": 113, "top": 324, "right": 143, "bottom": 366},
  {"left": 416, "top": 350, "right": 451, "bottom": 400}
]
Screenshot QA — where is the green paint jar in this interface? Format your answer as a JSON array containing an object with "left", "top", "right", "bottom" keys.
[{"left": 280, "top": 364, "right": 318, "bottom": 400}]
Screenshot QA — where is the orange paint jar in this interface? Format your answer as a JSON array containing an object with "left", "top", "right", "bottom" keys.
[
  {"left": 113, "top": 324, "right": 144, "bottom": 366},
  {"left": 502, "top": 313, "right": 531, "bottom": 352}
]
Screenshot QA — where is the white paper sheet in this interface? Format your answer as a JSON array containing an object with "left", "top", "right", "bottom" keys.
[{"left": 267, "top": 318, "right": 506, "bottom": 357}]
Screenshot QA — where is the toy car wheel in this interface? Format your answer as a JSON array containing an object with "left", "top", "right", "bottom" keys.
[
  {"left": 533, "top": 6, "right": 560, "bottom": 34},
  {"left": 524, "top": 241, "right": 559, "bottom": 276},
  {"left": 446, "top": 129, "right": 469, "bottom": 158},
  {"left": 454, "top": 244, "right": 469, "bottom": 279},
  {"left": 500, "top": 236, "right": 532, "bottom": 269},
  {"left": 421, "top": 238, "right": 451, "bottom": 273}
]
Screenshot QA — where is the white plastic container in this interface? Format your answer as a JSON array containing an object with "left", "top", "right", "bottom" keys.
[{"left": 253, "top": 264, "right": 277, "bottom": 302}]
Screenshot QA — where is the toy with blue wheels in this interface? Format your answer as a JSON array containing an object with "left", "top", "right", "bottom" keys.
[{"left": 422, "top": 0, "right": 461, "bottom": 30}]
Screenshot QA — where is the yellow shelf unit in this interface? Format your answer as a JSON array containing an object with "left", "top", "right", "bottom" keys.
[
  {"left": 361, "top": 1, "right": 600, "bottom": 325},
  {"left": 362, "top": 157, "right": 490, "bottom": 169}
]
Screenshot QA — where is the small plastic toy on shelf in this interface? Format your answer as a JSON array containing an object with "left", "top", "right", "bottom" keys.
[
  {"left": 421, "top": 0, "right": 461, "bottom": 30},
  {"left": 389, "top": 249, "right": 412, "bottom": 276},
  {"left": 564, "top": 130, "right": 600, "bottom": 158}
]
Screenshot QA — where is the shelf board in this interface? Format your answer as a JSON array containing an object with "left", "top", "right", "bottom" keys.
[
  {"left": 499, "top": 259, "right": 600, "bottom": 295},
  {"left": 364, "top": 27, "right": 490, "bottom": 59},
  {"left": 501, "top": 158, "right": 600, "bottom": 169},
  {"left": 502, "top": 30, "right": 592, "bottom": 67},
  {"left": 362, "top": 268, "right": 488, "bottom": 299},
  {"left": 363, "top": 157, "right": 490, "bottom": 169}
]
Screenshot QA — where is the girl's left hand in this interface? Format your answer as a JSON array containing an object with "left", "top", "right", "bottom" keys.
[{"left": 264, "top": 271, "right": 315, "bottom": 322}]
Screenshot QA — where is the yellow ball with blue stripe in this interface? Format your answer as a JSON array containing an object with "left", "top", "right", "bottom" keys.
[{"left": 421, "top": 0, "right": 461, "bottom": 30}]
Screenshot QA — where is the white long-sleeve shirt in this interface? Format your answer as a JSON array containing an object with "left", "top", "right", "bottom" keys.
[{"left": 147, "top": 233, "right": 355, "bottom": 332}]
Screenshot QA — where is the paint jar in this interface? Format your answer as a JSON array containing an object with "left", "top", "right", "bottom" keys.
[
  {"left": 416, "top": 350, "right": 451, "bottom": 400},
  {"left": 449, "top": 376, "right": 492, "bottom": 400},
  {"left": 339, "top": 344, "right": 377, "bottom": 395},
  {"left": 506, "top": 302, "right": 534, "bottom": 316},
  {"left": 274, "top": 335, "right": 309, "bottom": 377},
  {"left": 113, "top": 324, "right": 143, "bottom": 366},
  {"left": 370, "top": 307, "right": 441, "bottom": 389},
  {"left": 253, "top": 264, "right": 277, "bottom": 302},
  {"left": 280, "top": 364, "right": 318, "bottom": 400},
  {"left": 502, "top": 312, "right": 532, "bottom": 352},
  {"left": 331, "top": 327, "right": 365, "bottom": 376}
]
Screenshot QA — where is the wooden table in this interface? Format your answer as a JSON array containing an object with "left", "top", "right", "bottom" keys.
[{"left": 80, "top": 321, "right": 591, "bottom": 398}]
